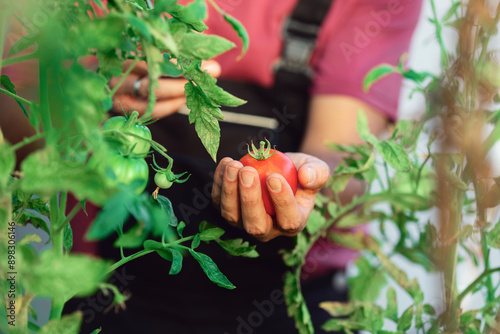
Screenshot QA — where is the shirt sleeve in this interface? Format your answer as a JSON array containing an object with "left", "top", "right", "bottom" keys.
[{"left": 310, "top": 0, "right": 424, "bottom": 121}]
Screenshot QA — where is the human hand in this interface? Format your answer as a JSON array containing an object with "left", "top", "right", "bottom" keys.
[
  {"left": 212, "top": 153, "right": 330, "bottom": 242},
  {"left": 109, "top": 59, "right": 221, "bottom": 118}
]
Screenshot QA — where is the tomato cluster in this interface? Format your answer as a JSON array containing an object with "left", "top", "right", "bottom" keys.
[{"left": 88, "top": 112, "right": 152, "bottom": 198}]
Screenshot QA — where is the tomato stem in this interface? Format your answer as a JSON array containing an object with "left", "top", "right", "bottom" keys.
[{"left": 247, "top": 139, "right": 276, "bottom": 160}]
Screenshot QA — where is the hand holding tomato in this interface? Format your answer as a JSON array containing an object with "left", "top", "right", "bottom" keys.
[{"left": 212, "top": 144, "right": 330, "bottom": 242}]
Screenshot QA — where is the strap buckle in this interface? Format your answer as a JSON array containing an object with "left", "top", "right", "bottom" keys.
[{"left": 274, "top": 17, "right": 319, "bottom": 77}]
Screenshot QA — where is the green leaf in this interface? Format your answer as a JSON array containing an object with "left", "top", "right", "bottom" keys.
[
  {"left": 169, "top": 248, "right": 183, "bottom": 275},
  {"left": 188, "top": 249, "right": 235, "bottom": 289},
  {"left": 0, "top": 75, "right": 29, "bottom": 117},
  {"left": 191, "top": 233, "right": 201, "bottom": 249},
  {"left": 357, "top": 110, "right": 379, "bottom": 144},
  {"left": 363, "top": 64, "right": 396, "bottom": 92},
  {"left": 283, "top": 271, "right": 314, "bottom": 334},
  {"left": 90, "top": 328, "right": 102, "bottom": 334},
  {"left": 397, "top": 305, "right": 414, "bottom": 331},
  {"left": 385, "top": 287, "right": 398, "bottom": 322},
  {"left": 18, "top": 233, "right": 42, "bottom": 246},
  {"left": 176, "top": 32, "right": 235, "bottom": 59},
  {"left": 185, "top": 81, "right": 221, "bottom": 161},
  {"left": 7, "top": 33, "right": 36, "bottom": 57},
  {"left": 424, "top": 304, "right": 436, "bottom": 315},
  {"left": 177, "top": 221, "right": 186, "bottom": 237},
  {"left": 38, "top": 311, "right": 82, "bottom": 334},
  {"left": 216, "top": 237, "right": 258, "bottom": 258},
  {"left": 330, "top": 153, "right": 375, "bottom": 193},
  {"left": 319, "top": 301, "right": 356, "bottom": 317},
  {"left": 20, "top": 250, "right": 110, "bottom": 301},
  {"left": 199, "top": 226, "right": 225, "bottom": 241},
  {"left": 86, "top": 191, "right": 133, "bottom": 240},
  {"left": 96, "top": 50, "right": 123, "bottom": 80},
  {"left": 443, "top": 167, "right": 471, "bottom": 191},
  {"left": 305, "top": 208, "right": 326, "bottom": 234},
  {"left": 114, "top": 222, "right": 147, "bottom": 249},
  {"left": 154, "top": 195, "right": 178, "bottom": 227},
  {"left": 223, "top": 13, "right": 249, "bottom": 58},
  {"left": 160, "top": 56, "right": 183, "bottom": 77},
  {"left": 487, "top": 221, "right": 500, "bottom": 249},
  {"left": 401, "top": 69, "right": 436, "bottom": 84},
  {"left": 64, "top": 223, "right": 73, "bottom": 253},
  {"left": 415, "top": 303, "right": 424, "bottom": 330},
  {"left": 170, "top": 0, "right": 208, "bottom": 32},
  {"left": 374, "top": 140, "right": 412, "bottom": 171},
  {"left": 348, "top": 257, "right": 387, "bottom": 302}
]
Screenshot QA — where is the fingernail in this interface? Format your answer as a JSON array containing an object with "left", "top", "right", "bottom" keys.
[
  {"left": 268, "top": 177, "right": 282, "bottom": 193},
  {"left": 227, "top": 166, "right": 238, "bottom": 181},
  {"left": 307, "top": 167, "right": 316, "bottom": 185},
  {"left": 241, "top": 171, "right": 254, "bottom": 187}
]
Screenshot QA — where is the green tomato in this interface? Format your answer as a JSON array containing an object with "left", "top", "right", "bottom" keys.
[
  {"left": 154, "top": 172, "right": 173, "bottom": 189},
  {"left": 88, "top": 153, "right": 149, "bottom": 194},
  {"left": 102, "top": 116, "right": 152, "bottom": 155}
]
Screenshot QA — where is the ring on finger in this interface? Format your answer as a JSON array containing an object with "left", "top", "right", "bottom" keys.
[{"left": 133, "top": 77, "right": 145, "bottom": 98}]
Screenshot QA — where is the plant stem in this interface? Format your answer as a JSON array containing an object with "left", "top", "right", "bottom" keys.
[
  {"left": 106, "top": 249, "right": 155, "bottom": 274},
  {"left": 0, "top": 88, "right": 34, "bottom": 108},
  {"left": 38, "top": 57, "right": 53, "bottom": 143},
  {"left": 109, "top": 57, "right": 139, "bottom": 97},
  {"left": 56, "top": 199, "right": 83, "bottom": 233},
  {"left": 10, "top": 133, "right": 45, "bottom": 151},
  {"left": 2, "top": 52, "right": 39, "bottom": 67},
  {"left": 430, "top": 0, "right": 449, "bottom": 68},
  {"left": 457, "top": 267, "right": 500, "bottom": 303}
]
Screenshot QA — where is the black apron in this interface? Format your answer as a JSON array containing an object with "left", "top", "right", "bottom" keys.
[{"left": 71, "top": 1, "right": 350, "bottom": 333}]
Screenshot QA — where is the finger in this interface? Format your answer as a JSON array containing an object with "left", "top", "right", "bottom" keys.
[
  {"left": 200, "top": 60, "right": 222, "bottom": 78},
  {"left": 108, "top": 73, "right": 141, "bottom": 96},
  {"left": 220, "top": 160, "right": 243, "bottom": 226},
  {"left": 125, "top": 60, "right": 149, "bottom": 77},
  {"left": 266, "top": 173, "right": 305, "bottom": 235},
  {"left": 297, "top": 161, "right": 330, "bottom": 190},
  {"left": 212, "top": 157, "right": 234, "bottom": 207},
  {"left": 140, "top": 77, "right": 188, "bottom": 100},
  {"left": 112, "top": 95, "right": 186, "bottom": 118},
  {"left": 238, "top": 167, "right": 274, "bottom": 240}
]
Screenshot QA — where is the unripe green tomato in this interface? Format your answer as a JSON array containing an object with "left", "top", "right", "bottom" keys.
[
  {"left": 102, "top": 116, "right": 152, "bottom": 155},
  {"left": 88, "top": 153, "right": 149, "bottom": 194},
  {"left": 154, "top": 172, "right": 173, "bottom": 189}
]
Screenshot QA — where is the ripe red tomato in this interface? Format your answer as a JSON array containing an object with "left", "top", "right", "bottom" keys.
[{"left": 239, "top": 141, "right": 298, "bottom": 216}]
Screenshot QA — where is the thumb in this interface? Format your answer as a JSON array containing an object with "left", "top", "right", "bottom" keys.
[{"left": 298, "top": 162, "right": 330, "bottom": 190}]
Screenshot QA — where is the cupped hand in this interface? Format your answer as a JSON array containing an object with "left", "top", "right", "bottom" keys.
[
  {"left": 109, "top": 59, "right": 221, "bottom": 118},
  {"left": 212, "top": 153, "right": 330, "bottom": 242}
]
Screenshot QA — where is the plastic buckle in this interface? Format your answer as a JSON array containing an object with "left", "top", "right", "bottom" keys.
[{"left": 274, "top": 17, "right": 319, "bottom": 77}]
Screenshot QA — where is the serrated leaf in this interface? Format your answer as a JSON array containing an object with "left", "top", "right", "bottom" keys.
[
  {"left": 169, "top": 248, "right": 183, "bottom": 275},
  {"left": 199, "top": 227, "right": 225, "bottom": 241},
  {"left": 363, "top": 64, "right": 396, "bottom": 92},
  {"left": 348, "top": 257, "right": 387, "bottom": 302},
  {"left": 397, "top": 305, "right": 414, "bottom": 331},
  {"left": 177, "top": 32, "right": 235, "bottom": 59},
  {"left": 385, "top": 287, "right": 398, "bottom": 322},
  {"left": 375, "top": 140, "right": 412, "bottom": 171},
  {"left": 154, "top": 195, "right": 178, "bottom": 227},
  {"left": 64, "top": 223, "right": 73, "bottom": 253},
  {"left": 177, "top": 221, "right": 186, "bottom": 237},
  {"left": 357, "top": 110, "right": 379, "bottom": 144},
  {"left": 305, "top": 208, "right": 326, "bottom": 234},
  {"left": 185, "top": 81, "right": 221, "bottom": 161},
  {"left": 319, "top": 301, "right": 355, "bottom": 317},
  {"left": 223, "top": 13, "right": 249, "bottom": 59},
  {"left": 216, "top": 237, "right": 258, "bottom": 258},
  {"left": 0, "top": 75, "right": 29, "bottom": 117},
  {"left": 188, "top": 249, "right": 235, "bottom": 289},
  {"left": 487, "top": 221, "right": 500, "bottom": 248},
  {"left": 191, "top": 233, "right": 201, "bottom": 249},
  {"left": 7, "top": 33, "right": 36, "bottom": 57}
]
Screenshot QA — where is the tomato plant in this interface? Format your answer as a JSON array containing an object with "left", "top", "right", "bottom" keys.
[
  {"left": 88, "top": 152, "right": 149, "bottom": 194},
  {"left": 101, "top": 112, "right": 152, "bottom": 156},
  {"left": 239, "top": 140, "right": 298, "bottom": 216}
]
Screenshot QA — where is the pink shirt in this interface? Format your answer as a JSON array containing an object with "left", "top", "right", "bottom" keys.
[{"left": 202, "top": 0, "right": 423, "bottom": 121}]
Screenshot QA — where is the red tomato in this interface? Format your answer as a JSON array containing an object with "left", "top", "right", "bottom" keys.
[{"left": 239, "top": 141, "right": 298, "bottom": 216}]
